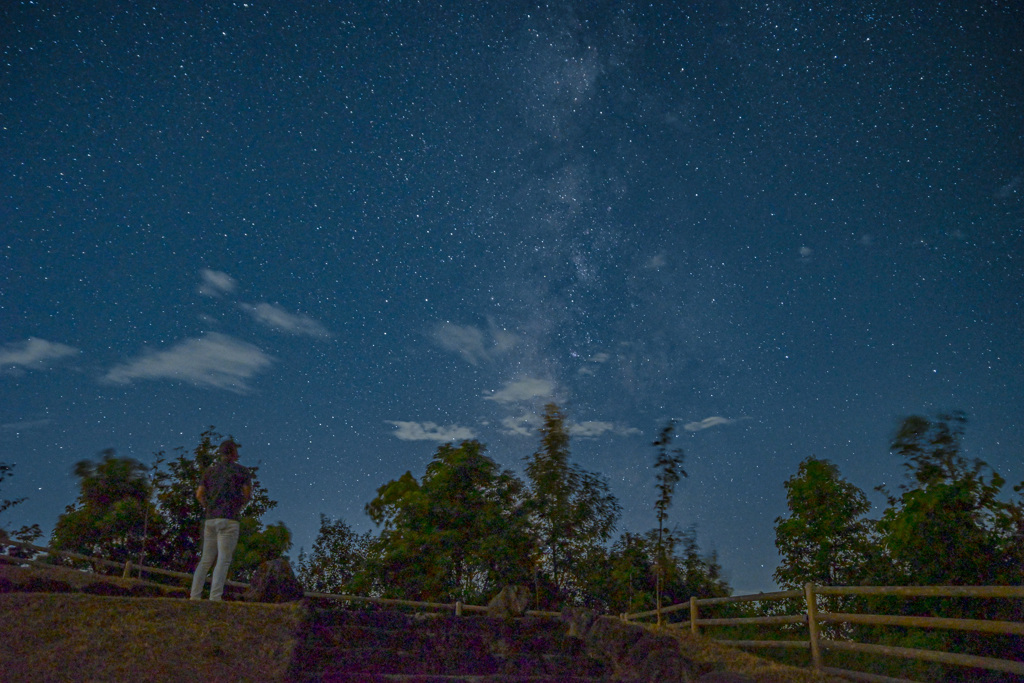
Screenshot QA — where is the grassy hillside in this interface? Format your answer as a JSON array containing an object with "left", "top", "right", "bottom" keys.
[
  {"left": 0, "top": 593, "right": 302, "bottom": 682},
  {"left": 0, "top": 562, "right": 844, "bottom": 682}
]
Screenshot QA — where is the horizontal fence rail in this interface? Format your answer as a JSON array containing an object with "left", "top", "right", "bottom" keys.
[
  {"left": 1, "top": 541, "right": 566, "bottom": 618},
  {"left": 623, "top": 584, "right": 1024, "bottom": 682}
]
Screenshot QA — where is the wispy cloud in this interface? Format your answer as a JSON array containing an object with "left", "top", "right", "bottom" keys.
[
  {"left": 387, "top": 421, "right": 476, "bottom": 442},
  {"left": 499, "top": 413, "right": 539, "bottom": 436},
  {"left": 430, "top": 320, "right": 519, "bottom": 366},
  {"left": 0, "top": 419, "right": 52, "bottom": 431},
  {"left": 570, "top": 421, "right": 641, "bottom": 438},
  {"left": 577, "top": 351, "right": 611, "bottom": 376},
  {"left": 483, "top": 377, "right": 556, "bottom": 404},
  {"left": 104, "top": 333, "right": 273, "bottom": 393},
  {"left": 683, "top": 416, "right": 734, "bottom": 432},
  {"left": 645, "top": 252, "right": 667, "bottom": 269},
  {"left": 0, "top": 338, "right": 79, "bottom": 369},
  {"left": 242, "top": 303, "right": 331, "bottom": 338},
  {"left": 198, "top": 269, "right": 237, "bottom": 297}
]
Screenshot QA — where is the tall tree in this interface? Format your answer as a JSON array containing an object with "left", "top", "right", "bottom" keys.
[
  {"left": 151, "top": 428, "right": 286, "bottom": 579},
  {"left": 51, "top": 450, "right": 160, "bottom": 566},
  {"left": 0, "top": 462, "right": 42, "bottom": 554},
  {"left": 869, "top": 413, "right": 1024, "bottom": 676},
  {"left": 296, "top": 514, "right": 374, "bottom": 594},
  {"left": 365, "top": 440, "right": 532, "bottom": 602},
  {"left": 599, "top": 527, "right": 729, "bottom": 616},
  {"left": 876, "top": 412, "right": 1019, "bottom": 586},
  {"left": 651, "top": 420, "right": 687, "bottom": 623},
  {"left": 0, "top": 462, "right": 26, "bottom": 520},
  {"left": 524, "top": 403, "right": 621, "bottom": 608},
  {"left": 773, "top": 456, "right": 873, "bottom": 589}
]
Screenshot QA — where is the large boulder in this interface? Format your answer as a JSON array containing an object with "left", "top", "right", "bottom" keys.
[
  {"left": 562, "top": 607, "right": 691, "bottom": 682},
  {"left": 243, "top": 557, "right": 305, "bottom": 603},
  {"left": 487, "top": 585, "right": 532, "bottom": 618}
]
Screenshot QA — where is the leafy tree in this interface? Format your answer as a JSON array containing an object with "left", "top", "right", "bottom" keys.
[
  {"left": 599, "top": 527, "right": 728, "bottom": 616},
  {"left": 868, "top": 412, "right": 1024, "bottom": 679},
  {"left": 51, "top": 450, "right": 160, "bottom": 567},
  {"left": 773, "top": 456, "right": 873, "bottom": 589},
  {"left": 296, "top": 514, "right": 374, "bottom": 594},
  {"left": 876, "top": 412, "right": 1019, "bottom": 586},
  {"left": 0, "top": 462, "right": 26, "bottom": 520},
  {"left": 365, "top": 439, "right": 533, "bottom": 603},
  {"left": 0, "top": 462, "right": 42, "bottom": 556},
  {"left": 524, "top": 403, "right": 621, "bottom": 608},
  {"left": 50, "top": 429, "right": 289, "bottom": 582},
  {"left": 150, "top": 427, "right": 284, "bottom": 578},
  {"left": 651, "top": 420, "right": 687, "bottom": 622}
]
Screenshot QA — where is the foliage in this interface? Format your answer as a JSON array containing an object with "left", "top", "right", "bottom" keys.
[
  {"left": 651, "top": 420, "right": 687, "bottom": 619},
  {"left": 230, "top": 519, "right": 292, "bottom": 580},
  {"left": 364, "top": 439, "right": 533, "bottom": 603},
  {"left": 875, "top": 411, "right": 1020, "bottom": 587},
  {"left": 49, "top": 429, "right": 289, "bottom": 582},
  {"left": 773, "top": 456, "right": 873, "bottom": 589},
  {"left": 0, "top": 462, "right": 27, "bottom": 519},
  {"left": 296, "top": 514, "right": 373, "bottom": 594},
  {"left": 597, "top": 527, "right": 729, "bottom": 616},
  {"left": 524, "top": 403, "right": 621, "bottom": 608},
  {"left": 767, "top": 412, "right": 1024, "bottom": 681},
  {"left": 150, "top": 428, "right": 279, "bottom": 574},
  {"left": 0, "top": 462, "right": 42, "bottom": 557},
  {"left": 51, "top": 450, "right": 159, "bottom": 565}
]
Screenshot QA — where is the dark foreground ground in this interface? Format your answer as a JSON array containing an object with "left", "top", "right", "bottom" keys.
[{"left": 0, "top": 562, "right": 846, "bottom": 682}]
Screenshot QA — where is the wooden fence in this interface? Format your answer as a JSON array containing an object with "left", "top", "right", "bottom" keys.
[
  {"left": 624, "top": 584, "right": 1024, "bottom": 682},
  {"left": 0, "top": 541, "right": 563, "bottom": 618}
]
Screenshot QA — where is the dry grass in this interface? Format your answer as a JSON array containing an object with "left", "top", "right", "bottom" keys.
[
  {"left": 1, "top": 562, "right": 849, "bottom": 682},
  {"left": 0, "top": 593, "right": 303, "bottom": 682},
  {"left": 0, "top": 559, "right": 183, "bottom": 594},
  {"left": 661, "top": 626, "right": 853, "bottom": 682}
]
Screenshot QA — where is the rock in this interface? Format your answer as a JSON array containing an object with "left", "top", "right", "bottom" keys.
[
  {"left": 487, "top": 584, "right": 532, "bottom": 618},
  {"left": 561, "top": 606, "right": 600, "bottom": 637},
  {"left": 563, "top": 611, "right": 693, "bottom": 683},
  {"left": 243, "top": 557, "right": 305, "bottom": 603}
]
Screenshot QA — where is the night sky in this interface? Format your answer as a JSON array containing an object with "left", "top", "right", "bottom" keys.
[{"left": 2, "top": 1, "right": 1022, "bottom": 594}]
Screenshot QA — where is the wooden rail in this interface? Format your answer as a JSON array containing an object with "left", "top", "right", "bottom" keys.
[
  {"left": 623, "top": 584, "right": 1024, "bottom": 682},
  {"left": 1, "top": 541, "right": 566, "bottom": 619}
]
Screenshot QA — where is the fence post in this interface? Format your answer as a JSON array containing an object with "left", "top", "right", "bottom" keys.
[
  {"left": 805, "top": 583, "right": 822, "bottom": 671},
  {"left": 123, "top": 560, "right": 132, "bottom": 578},
  {"left": 455, "top": 601, "right": 463, "bottom": 617},
  {"left": 690, "top": 596, "right": 699, "bottom": 635}
]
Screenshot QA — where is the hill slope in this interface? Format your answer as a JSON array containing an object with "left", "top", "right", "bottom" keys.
[{"left": 0, "top": 593, "right": 302, "bottom": 682}]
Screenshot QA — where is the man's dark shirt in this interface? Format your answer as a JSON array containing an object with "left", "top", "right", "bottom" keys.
[{"left": 201, "top": 461, "right": 252, "bottom": 520}]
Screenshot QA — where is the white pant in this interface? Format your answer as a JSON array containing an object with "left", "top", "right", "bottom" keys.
[{"left": 190, "top": 518, "right": 240, "bottom": 600}]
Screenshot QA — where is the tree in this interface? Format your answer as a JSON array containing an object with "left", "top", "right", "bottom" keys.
[
  {"left": 296, "top": 514, "right": 374, "bottom": 594},
  {"left": 599, "top": 527, "right": 729, "bottom": 616},
  {"left": 867, "top": 412, "right": 1024, "bottom": 677},
  {"left": 365, "top": 439, "right": 533, "bottom": 603},
  {"left": 773, "top": 456, "right": 873, "bottom": 589},
  {"left": 150, "top": 428, "right": 287, "bottom": 580},
  {"left": 651, "top": 420, "right": 687, "bottom": 623},
  {"left": 51, "top": 450, "right": 160, "bottom": 567},
  {"left": 876, "top": 412, "right": 1019, "bottom": 586},
  {"left": 0, "top": 462, "right": 42, "bottom": 555},
  {"left": 524, "top": 403, "right": 621, "bottom": 608},
  {"left": 0, "top": 462, "right": 26, "bottom": 520}
]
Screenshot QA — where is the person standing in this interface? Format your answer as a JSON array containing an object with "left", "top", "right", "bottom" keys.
[{"left": 190, "top": 438, "right": 252, "bottom": 600}]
